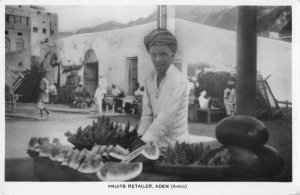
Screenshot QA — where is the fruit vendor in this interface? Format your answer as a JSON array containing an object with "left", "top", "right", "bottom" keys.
[{"left": 130, "top": 29, "right": 190, "bottom": 150}]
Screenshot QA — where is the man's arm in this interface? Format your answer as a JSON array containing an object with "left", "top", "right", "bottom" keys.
[
  {"left": 141, "top": 81, "right": 189, "bottom": 143},
  {"left": 137, "top": 82, "right": 153, "bottom": 136}
]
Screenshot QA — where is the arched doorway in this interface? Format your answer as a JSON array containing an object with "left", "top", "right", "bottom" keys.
[{"left": 84, "top": 50, "right": 98, "bottom": 96}]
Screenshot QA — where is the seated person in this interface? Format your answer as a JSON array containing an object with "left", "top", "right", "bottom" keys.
[
  {"left": 198, "top": 90, "right": 211, "bottom": 110},
  {"left": 111, "top": 84, "right": 124, "bottom": 98}
]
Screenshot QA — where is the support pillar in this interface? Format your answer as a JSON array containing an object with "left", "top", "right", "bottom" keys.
[{"left": 236, "top": 6, "right": 257, "bottom": 117}]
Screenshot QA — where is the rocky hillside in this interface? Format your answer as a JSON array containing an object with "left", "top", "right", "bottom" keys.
[{"left": 58, "top": 6, "right": 291, "bottom": 41}]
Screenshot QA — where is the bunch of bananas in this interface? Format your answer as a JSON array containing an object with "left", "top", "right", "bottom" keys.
[
  {"left": 160, "top": 141, "right": 229, "bottom": 166},
  {"left": 65, "top": 116, "right": 138, "bottom": 149}
]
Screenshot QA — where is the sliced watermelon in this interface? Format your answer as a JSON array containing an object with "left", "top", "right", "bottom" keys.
[
  {"left": 61, "top": 148, "right": 74, "bottom": 166},
  {"left": 39, "top": 143, "right": 55, "bottom": 158},
  {"left": 68, "top": 149, "right": 80, "bottom": 169},
  {"left": 27, "top": 137, "right": 39, "bottom": 151},
  {"left": 78, "top": 154, "right": 104, "bottom": 174},
  {"left": 73, "top": 149, "right": 89, "bottom": 170},
  {"left": 96, "top": 162, "right": 143, "bottom": 181}
]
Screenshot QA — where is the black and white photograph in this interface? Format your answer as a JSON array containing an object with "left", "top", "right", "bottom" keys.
[{"left": 2, "top": 1, "right": 300, "bottom": 194}]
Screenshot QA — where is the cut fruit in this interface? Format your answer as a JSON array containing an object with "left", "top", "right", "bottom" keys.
[
  {"left": 121, "top": 145, "right": 147, "bottom": 163},
  {"left": 78, "top": 154, "right": 104, "bottom": 174},
  {"left": 68, "top": 149, "right": 80, "bottom": 169},
  {"left": 109, "top": 145, "right": 129, "bottom": 161},
  {"left": 52, "top": 138, "right": 60, "bottom": 145},
  {"left": 61, "top": 148, "right": 74, "bottom": 166},
  {"left": 141, "top": 141, "right": 159, "bottom": 160},
  {"left": 73, "top": 149, "right": 89, "bottom": 170},
  {"left": 27, "top": 137, "right": 39, "bottom": 151},
  {"left": 96, "top": 162, "right": 143, "bottom": 181},
  {"left": 39, "top": 143, "right": 55, "bottom": 158},
  {"left": 90, "top": 145, "right": 101, "bottom": 156}
]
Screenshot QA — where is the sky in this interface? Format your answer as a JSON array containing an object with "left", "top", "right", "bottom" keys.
[{"left": 43, "top": 5, "right": 157, "bottom": 32}]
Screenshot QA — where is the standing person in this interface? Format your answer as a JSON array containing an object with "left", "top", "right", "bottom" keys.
[
  {"left": 94, "top": 72, "right": 108, "bottom": 114},
  {"left": 36, "top": 71, "right": 50, "bottom": 119},
  {"left": 130, "top": 29, "right": 191, "bottom": 150},
  {"left": 224, "top": 80, "right": 237, "bottom": 116}
]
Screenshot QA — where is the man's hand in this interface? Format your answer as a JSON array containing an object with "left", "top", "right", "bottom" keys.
[{"left": 129, "top": 136, "right": 146, "bottom": 152}]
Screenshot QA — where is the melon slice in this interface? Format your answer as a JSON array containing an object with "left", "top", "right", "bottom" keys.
[
  {"left": 121, "top": 145, "right": 146, "bottom": 163},
  {"left": 39, "top": 143, "right": 55, "bottom": 158},
  {"left": 96, "top": 162, "right": 143, "bottom": 181},
  {"left": 73, "top": 149, "right": 89, "bottom": 170},
  {"left": 109, "top": 145, "right": 129, "bottom": 161},
  {"left": 52, "top": 138, "right": 60, "bottom": 145},
  {"left": 78, "top": 154, "right": 104, "bottom": 174},
  {"left": 27, "top": 137, "right": 39, "bottom": 151},
  {"left": 141, "top": 141, "right": 160, "bottom": 160},
  {"left": 68, "top": 149, "right": 80, "bottom": 169},
  {"left": 90, "top": 145, "right": 101, "bottom": 156},
  {"left": 97, "top": 145, "right": 107, "bottom": 155},
  {"left": 61, "top": 148, "right": 74, "bottom": 166},
  {"left": 50, "top": 145, "right": 72, "bottom": 162}
]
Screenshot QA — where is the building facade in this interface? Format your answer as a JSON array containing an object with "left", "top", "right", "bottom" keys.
[{"left": 5, "top": 5, "right": 58, "bottom": 54}]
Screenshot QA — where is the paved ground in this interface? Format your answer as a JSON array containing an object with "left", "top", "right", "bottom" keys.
[{"left": 5, "top": 103, "right": 292, "bottom": 181}]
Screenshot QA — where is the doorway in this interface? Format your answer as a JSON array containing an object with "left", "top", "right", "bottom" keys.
[
  {"left": 128, "top": 57, "right": 138, "bottom": 95},
  {"left": 84, "top": 50, "right": 98, "bottom": 96}
]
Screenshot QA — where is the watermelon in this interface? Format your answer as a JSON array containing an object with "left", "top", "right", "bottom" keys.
[
  {"left": 78, "top": 154, "right": 104, "bottom": 174},
  {"left": 27, "top": 137, "right": 39, "bottom": 151},
  {"left": 96, "top": 162, "right": 143, "bottom": 181},
  {"left": 109, "top": 145, "right": 129, "bottom": 161},
  {"left": 226, "top": 146, "right": 262, "bottom": 175},
  {"left": 253, "top": 145, "right": 284, "bottom": 179},
  {"left": 72, "top": 149, "right": 89, "bottom": 170},
  {"left": 215, "top": 115, "right": 269, "bottom": 149},
  {"left": 141, "top": 141, "right": 159, "bottom": 160},
  {"left": 68, "top": 149, "right": 80, "bottom": 169},
  {"left": 61, "top": 148, "right": 74, "bottom": 166}
]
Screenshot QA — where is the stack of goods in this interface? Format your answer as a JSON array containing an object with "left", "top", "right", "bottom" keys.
[
  {"left": 64, "top": 116, "right": 138, "bottom": 150},
  {"left": 214, "top": 115, "right": 284, "bottom": 179},
  {"left": 27, "top": 137, "right": 159, "bottom": 181}
]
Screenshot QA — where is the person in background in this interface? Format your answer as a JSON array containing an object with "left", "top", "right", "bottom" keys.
[
  {"left": 198, "top": 90, "right": 211, "bottom": 110},
  {"left": 94, "top": 73, "right": 108, "bottom": 114},
  {"left": 49, "top": 82, "right": 58, "bottom": 104},
  {"left": 36, "top": 71, "right": 50, "bottom": 119},
  {"left": 130, "top": 29, "right": 190, "bottom": 150},
  {"left": 224, "top": 80, "right": 236, "bottom": 116},
  {"left": 111, "top": 84, "right": 124, "bottom": 98}
]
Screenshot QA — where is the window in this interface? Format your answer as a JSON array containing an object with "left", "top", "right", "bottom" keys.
[
  {"left": 5, "top": 30, "right": 8, "bottom": 35},
  {"left": 43, "top": 28, "right": 47, "bottom": 34},
  {"left": 16, "top": 38, "right": 24, "bottom": 51},
  {"left": 21, "top": 17, "right": 28, "bottom": 25},
  {"left": 33, "top": 27, "right": 38, "bottom": 32},
  {"left": 15, "top": 16, "right": 21, "bottom": 23},
  {"left": 51, "top": 29, "right": 54, "bottom": 35},
  {"left": 5, "top": 38, "right": 10, "bottom": 52},
  {"left": 9, "top": 15, "right": 14, "bottom": 23},
  {"left": 17, "top": 32, "right": 23, "bottom": 36}
]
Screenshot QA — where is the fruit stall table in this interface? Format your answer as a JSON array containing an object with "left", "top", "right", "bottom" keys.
[{"left": 31, "top": 154, "right": 268, "bottom": 182}]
